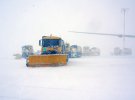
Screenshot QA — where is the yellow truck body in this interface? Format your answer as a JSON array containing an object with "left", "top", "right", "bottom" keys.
[
  {"left": 26, "top": 35, "right": 68, "bottom": 67},
  {"left": 27, "top": 54, "right": 68, "bottom": 66}
]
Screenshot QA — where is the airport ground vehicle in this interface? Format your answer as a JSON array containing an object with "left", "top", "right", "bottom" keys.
[
  {"left": 13, "top": 53, "right": 22, "bottom": 59},
  {"left": 82, "top": 46, "right": 100, "bottom": 56},
  {"left": 26, "top": 35, "right": 68, "bottom": 67},
  {"left": 22, "top": 45, "right": 34, "bottom": 58},
  {"left": 89, "top": 47, "right": 100, "bottom": 56},
  {"left": 64, "top": 43, "right": 71, "bottom": 57},
  {"left": 69, "top": 45, "right": 82, "bottom": 58},
  {"left": 82, "top": 46, "right": 90, "bottom": 56},
  {"left": 113, "top": 47, "right": 132, "bottom": 55},
  {"left": 122, "top": 48, "right": 132, "bottom": 55}
]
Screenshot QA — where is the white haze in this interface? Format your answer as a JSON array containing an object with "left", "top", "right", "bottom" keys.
[
  {"left": 0, "top": 0, "right": 135, "bottom": 57},
  {"left": 0, "top": 1, "right": 135, "bottom": 100}
]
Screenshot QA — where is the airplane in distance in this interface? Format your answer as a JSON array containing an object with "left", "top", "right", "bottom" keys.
[{"left": 68, "top": 31, "right": 135, "bottom": 55}]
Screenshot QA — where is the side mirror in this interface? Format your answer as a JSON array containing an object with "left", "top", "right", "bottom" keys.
[{"left": 39, "top": 40, "right": 42, "bottom": 46}]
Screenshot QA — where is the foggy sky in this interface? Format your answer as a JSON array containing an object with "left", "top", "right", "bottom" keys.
[{"left": 0, "top": 0, "right": 135, "bottom": 57}]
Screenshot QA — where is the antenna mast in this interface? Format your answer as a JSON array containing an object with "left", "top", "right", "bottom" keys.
[{"left": 121, "top": 8, "right": 128, "bottom": 49}]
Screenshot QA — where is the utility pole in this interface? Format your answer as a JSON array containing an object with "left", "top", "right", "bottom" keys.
[{"left": 121, "top": 8, "right": 128, "bottom": 49}]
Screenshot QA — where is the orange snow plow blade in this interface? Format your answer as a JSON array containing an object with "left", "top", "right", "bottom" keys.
[{"left": 26, "top": 54, "right": 68, "bottom": 67}]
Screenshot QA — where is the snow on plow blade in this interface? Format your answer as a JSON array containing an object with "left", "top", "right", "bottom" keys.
[{"left": 26, "top": 54, "right": 68, "bottom": 67}]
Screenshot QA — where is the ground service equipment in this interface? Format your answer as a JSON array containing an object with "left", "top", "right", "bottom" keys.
[
  {"left": 26, "top": 35, "right": 68, "bottom": 67},
  {"left": 89, "top": 47, "right": 100, "bottom": 56},
  {"left": 22, "top": 45, "right": 34, "bottom": 59},
  {"left": 82, "top": 46, "right": 100, "bottom": 56},
  {"left": 69, "top": 45, "right": 82, "bottom": 58},
  {"left": 83, "top": 46, "right": 90, "bottom": 56},
  {"left": 113, "top": 47, "right": 132, "bottom": 55},
  {"left": 64, "top": 43, "right": 71, "bottom": 57}
]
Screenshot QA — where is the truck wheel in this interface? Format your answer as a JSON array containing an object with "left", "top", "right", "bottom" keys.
[{"left": 26, "top": 63, "right": 29, "bottom": 67}]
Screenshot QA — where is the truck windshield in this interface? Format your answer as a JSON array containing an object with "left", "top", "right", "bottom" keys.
[{"left": 42, "top": 39, "right": 60, "bottom": 47}]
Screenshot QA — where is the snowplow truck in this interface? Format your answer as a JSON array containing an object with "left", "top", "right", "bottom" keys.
[{"left": 26, "top": 35, "right": 68, "bottom": 67}]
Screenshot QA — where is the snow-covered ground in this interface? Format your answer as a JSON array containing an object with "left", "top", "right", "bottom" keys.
[{"left": 0, "top": 56, "right": 135, "bottom": 100}]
